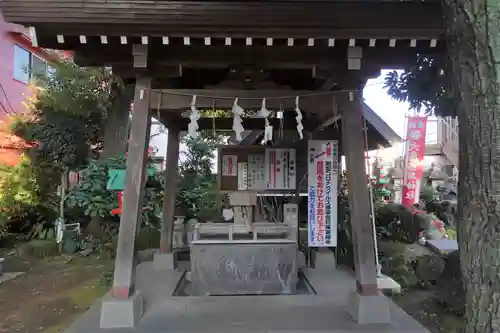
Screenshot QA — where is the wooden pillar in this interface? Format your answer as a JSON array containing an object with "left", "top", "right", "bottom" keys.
[
  {"left": 111, "top": 77, "right": 152, "bottom": 299},
  {"left": 160, "top": 125, "right": 180, "bottom": 253},
  {"left": 340, "top": 91, "right": 378, "bottom": 296}
]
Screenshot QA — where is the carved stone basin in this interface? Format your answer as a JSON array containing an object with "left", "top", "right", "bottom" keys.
[{"left": 189, "top": 241, "right": 298, "bottom": 295}]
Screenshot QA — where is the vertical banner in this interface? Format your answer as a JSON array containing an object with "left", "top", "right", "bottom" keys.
[
  {"left": 307, "top": 140, "right": 339, "bottom": 247},
  {"left": 237, "top": 162, "right": 248, "bottom": 190},
  {"left": 402, "top": 116, "right": 428, "bottom": 207},
  {"left": 264, "top": 148, "right": 296, "bottom": 190},
  {"left": 222, "top": 155, "right": 238, "bottom": 176},
  {"left": 248, "top": 154, "right": 266, "bottom": 190}
]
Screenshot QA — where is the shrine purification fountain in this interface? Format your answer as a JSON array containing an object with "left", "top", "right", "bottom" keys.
[{"left": 0, "top": 1, "right": 443, "bottom": 331}]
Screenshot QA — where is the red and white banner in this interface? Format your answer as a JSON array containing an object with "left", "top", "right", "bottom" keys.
[
  {"left": 264, "top": 148, "right": 296, "bottom": 190},
  {"left": 222, "top": 155, "right": 238, "bottom": 176},
  {"left": 307, "top": 140, "right": 338, "bottom": 247},
  {"left": 402, "top": 116, "right": 428, "bottom": 207}
]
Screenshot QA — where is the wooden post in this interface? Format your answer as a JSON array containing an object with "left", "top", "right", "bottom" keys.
[
  {"left": 111, "top": 77, "right": 152, "bottom": 299},
  {"left": 340, "top": 91, "right": 378, "bottom": 296},
  {"left": 160, "top": 125, "right": 180, "bottom": 253}
]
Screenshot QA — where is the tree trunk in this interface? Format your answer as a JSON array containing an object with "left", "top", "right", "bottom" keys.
[
  {"left": 87, "top": 83, "right": 132, "bottom": 237},
  {"left": 443, "top": 0, "right": 500, "bottom": 332},
  {"left": 101, "top": 84, "right": 133, "bottom": 159}
]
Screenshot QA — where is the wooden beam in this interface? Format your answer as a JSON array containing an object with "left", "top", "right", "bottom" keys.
[
  {"left": 152, "top": 89, "right": 347, "bottom": 114},
  {"left": 112, "top": 76, "right": 152, "bottom": 299},
  {"left": 112, "top": 65, "right": 184, "bottom": 79},
  {"left": 161, "top": 116, "right": 321, "bottom": 132},
  {"left": 340, "top": 91, "right": 379, "bottom": 297},
  {"left": 160, "top": 126, "right": 180, "bottom": 254},
  {"left": 70, "top": 44, "right": 440, "bottom": 69},
  {"left": 132, "top": 44, "right": 148, "bottom": 68}
]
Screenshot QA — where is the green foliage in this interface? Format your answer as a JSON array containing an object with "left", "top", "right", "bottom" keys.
[
  {"left": 177, "top": 132, "right": 224, "bottom": 221},
  {"left": 17, "top": 239, "right": 59, "bottom": 258},
  {"left": 420, "top": 183, "right": 438, "bottom": 205},
  {"left": 378, "top": 241, "right": 418, "bottom": 289},
  {"left": 0, "top": 157, "right": 57, "bottom": 243},
  {"left": 446, "top": 227, "right": 457, "bottom": 240},
  {"left": 13, "top": 61, "right": 123, "bottom": 169},
  {"left": 384, "top": 54, "right": 455, "bottom": 117},
  {"left": 65, "top": 156, "right": 164, "bottom": 228}
]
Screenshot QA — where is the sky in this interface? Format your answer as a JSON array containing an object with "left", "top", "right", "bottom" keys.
[{"left": 150, "top": 69, "right": 438, "bottom": 159}]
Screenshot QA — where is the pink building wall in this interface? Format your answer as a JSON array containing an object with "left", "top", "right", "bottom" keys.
[{"left": 0, "top": 12, "right": 53, "bottom": 117}]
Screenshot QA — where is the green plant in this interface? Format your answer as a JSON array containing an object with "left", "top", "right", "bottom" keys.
[
  {"left": 13, "top": 61, "right": 122, "bottom": 170},
  {"left": 420, "top": 184, "right": 438, "bottom": 205},
  {"left": 65, "top": 156, "right": 164, "bottom": 228},
  {"left": 176, "top": 133, "right": 224, "bottom": 221},
  {"left": 378, "top": 241, "right": 418, "bottom": 289},
  {"left": 0, "top": 156, "right": 57, "bottom": 243},
  {"left": 446, "top": 227, "right": 457, "bottom": 240}
]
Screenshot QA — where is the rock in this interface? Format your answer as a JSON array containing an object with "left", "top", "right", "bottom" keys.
[
  {"left": 436, "top": 250, "right": 465, "bottom": 315},
  {"left": 136, "top": 248, "right": 156, "bottom": 263},
  {"left": 79, "top": 248, "right": 93, "bottom": 257},
  {"left": 415, "top": 254, "right": 445, "bottom": 283},
  {"left": 379, "top": 241, "right": 445, "bottom": 288}
]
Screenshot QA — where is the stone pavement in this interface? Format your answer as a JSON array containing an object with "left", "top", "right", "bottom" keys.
[{"left": 64, "top": 262, "right": 429, "bottom": 333}]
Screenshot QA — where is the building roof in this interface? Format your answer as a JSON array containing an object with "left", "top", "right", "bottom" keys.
[
  {"left": 228, "top": 102, "right": 402, "bottom": 149},
  {"left": 362, "top": 102, "right": 402, "bottom": 145}
]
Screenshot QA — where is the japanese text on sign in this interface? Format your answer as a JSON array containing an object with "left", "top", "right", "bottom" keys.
[
  {"left": 402, "top": 117, "right": 427, "bottom": 207},
  {"left": 308, "top": 140, "right": 338, "bottom": 247}
]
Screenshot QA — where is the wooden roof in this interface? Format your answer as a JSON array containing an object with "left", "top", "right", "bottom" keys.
[
  {"left": 1, "top": 1, "right": 443, "bottom": 39},
  {"left": 1, "top": 0, "right": 445, "bottom": 95},
  {"left": 0, "top": 0, "right": 438, "bottom": 151}
]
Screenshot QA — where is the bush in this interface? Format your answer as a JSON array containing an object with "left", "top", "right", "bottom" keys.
[
  {"left": 378, "top": 241, "right": 419, "bottom": 289},
  {"left": 18, "top": 239, "right": 59, "bottom": 258},
  {"left": 0, "top": 157, "right": 57, "bottom": 245},
  {"left": 65, "top": 156, "right": 164, "bottom": 230}
]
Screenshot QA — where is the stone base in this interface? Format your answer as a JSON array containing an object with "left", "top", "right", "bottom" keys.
[
  {"left": 100, "top": 291, "right": 144, "bottom": 328},
  {"left": 348, "top": 292, "right": 391, "bottom": 324},
  {"left": 377, "top": 274, "right": 402, "bottom": 294},
  {"left": 0, "top": 272, "right": 24, "bottom": 285},
  {"left": 190, "top": 242, "right": 297, "bottom": 295},
  {"left": 153, "top": 251, "right": 175, "bottom": 270},
  {"left": 315, "top": 251, "right": 336, "bottom": 271}
]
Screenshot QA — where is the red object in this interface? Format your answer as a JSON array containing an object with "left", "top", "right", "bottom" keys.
[
  {"left": 111, "top": 191, "right": 123, "bottom": 215},
  {"left": 110, "top": 191, "right": 153, "bottom": 215},
  {"left": 401, "top": 116, "right": 428, "bottom": 207}
]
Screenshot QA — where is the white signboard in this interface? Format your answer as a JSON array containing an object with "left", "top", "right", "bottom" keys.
[
  {"left": 237, "top": 162, "right": 248, "bottom": 190},
  {"left": 307, "top": 140, "right": 338, "bottom": 247},
  {"left": 248, "top": 154, "right": 266, "bottom": 190},
  {"left": 222, "top": 155, "right": 238, "bottom": 176},
  {"left": 265, "top": 148, "right": 296, "bottom": 190}
]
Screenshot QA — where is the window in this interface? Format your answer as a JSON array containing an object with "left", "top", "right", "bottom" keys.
[
  {"left": 13, "top": 45, "right": 51, "bottom": 84},
  {"left": 31, "top": 55, "right": 47, "bottom": 78},
  {"left": 13, "top": 45, "right": 30, "bottom": 83}
]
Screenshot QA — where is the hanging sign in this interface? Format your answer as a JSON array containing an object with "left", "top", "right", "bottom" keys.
[
  {"left": 237, "top": 162, "right": 248, "bottom": 190},
  {"left": 222, "top": 155, "right": 238, "bottom": 176},
  {"left": 307, "top": 140, "right": 339, "bottom": 247},
  {"left": 248, "top": 154, "right": 266, "bottom": 190},
  {"left": 265, "top": 148, "right": 296, "bottom": 190},
  {"left": 402, "top": 116, "right": 428, "bottom": 207}
]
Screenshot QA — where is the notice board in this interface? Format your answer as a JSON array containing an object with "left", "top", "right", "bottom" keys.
[{"left": 218, "top": 146, "right": 297, "bottom": 192}]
